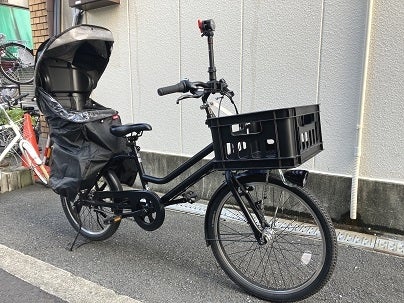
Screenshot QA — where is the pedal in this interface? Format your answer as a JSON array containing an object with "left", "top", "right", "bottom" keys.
[
  {"left": 103, "top": 215, "right": 122, "bottom": 224},
  {"left": 182, "top": 191, "right": 198, "bottom": 203}
]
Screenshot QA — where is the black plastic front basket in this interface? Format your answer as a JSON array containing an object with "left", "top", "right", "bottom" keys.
[{"left": 206, "top": 104, "right": 323, "bottom": 170}]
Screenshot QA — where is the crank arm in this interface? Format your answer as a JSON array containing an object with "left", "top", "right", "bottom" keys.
[{"left": 103, "top": 209, "right": 148, "bottom": 224}]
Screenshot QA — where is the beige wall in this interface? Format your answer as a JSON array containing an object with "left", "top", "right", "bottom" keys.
[
  {"left": 361, "top": 1, "right": 404, "bottom": 182},
  {"left": 60, "top": 0, "right": 404, "bottom": 183}
]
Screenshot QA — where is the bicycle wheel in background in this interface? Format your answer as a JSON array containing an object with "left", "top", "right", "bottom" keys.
[
  {"left": 0, "top": 148, "right": 20, "bottom": 168},
  {"left": 0, "top": 80, "right": 19, "bottom": 99},
  {"left": 0, "top": 126, "right": 21, "bottom": 167},
  {"left": 206, "top": 173, "right": 337, "bottom": 302},
  {"left": 61, "top": 170, "right": 122, "bottom": 241},
  {"left": 0, "top": 43, "right": 34, "bottom": 84}
]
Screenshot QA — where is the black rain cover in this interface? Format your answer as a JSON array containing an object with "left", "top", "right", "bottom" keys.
[
  {"left": 35, "top": 25, "right": 136, "bottom": 199},
  {"left": 37, "top": 88, "right": 130, "bottom": 199}
]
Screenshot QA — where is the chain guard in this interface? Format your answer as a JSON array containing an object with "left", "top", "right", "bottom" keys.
[
  {"left": 132, "top": 191, "right": 165, "bottom": 231},
  {"left": 92, "top": 189, "right": 165, "bottom": 231}
]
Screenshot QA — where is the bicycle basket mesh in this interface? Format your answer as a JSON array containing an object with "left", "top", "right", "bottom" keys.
[{"left": 207, "top": 104, "right": 323, "bottom": 170}]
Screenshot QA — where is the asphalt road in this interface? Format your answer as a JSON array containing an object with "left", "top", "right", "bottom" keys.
[{"left": 0, "top": 184, "right": 403, "bottom": 303}]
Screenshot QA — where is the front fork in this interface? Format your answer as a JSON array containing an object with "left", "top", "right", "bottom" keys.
[{"left": 224, "top": 171, "right": 269, "bottom": 244}]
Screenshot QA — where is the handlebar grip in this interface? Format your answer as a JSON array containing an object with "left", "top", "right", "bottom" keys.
[{"left": 157, "top": 81, "right": 188, "bottom": 96}]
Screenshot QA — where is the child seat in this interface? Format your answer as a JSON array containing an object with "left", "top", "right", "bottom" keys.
[{"left": 35, "top": 25, "right": 136, "bottom": 199}]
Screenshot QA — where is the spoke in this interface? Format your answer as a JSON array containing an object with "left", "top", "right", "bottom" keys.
[
  {"left": 222, "top": 207, "right": 248, "bottom": 223},
  {"left": 219, "top": 221, "right": 255, "bottom": 243},
  {"left": 253, "top": 241, "right": 272, "bottom": 285},
  {"left": 236, "top": 241, "right": 257, "bottom": 272},
  {"left": 227, "top": 242, "right": 262, "bottom": 266},
  {"left": 272, "top": 243, "right": 315, "bottom": 285},
  {"left": 95, "top": 212, "right": 105, "bottom": 229}
]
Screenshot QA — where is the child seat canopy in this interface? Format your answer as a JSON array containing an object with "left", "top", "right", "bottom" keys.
[
  {"left": 35, "top": 24, "right": 114, "bottom": 90},
  {"left": 35, "top": 24, "right": 115, "bottom": 123}
]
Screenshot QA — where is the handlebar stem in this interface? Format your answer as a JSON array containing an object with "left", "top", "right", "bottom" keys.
[{"left": 207, "top": 36, "right": 217, "bottom": 81}]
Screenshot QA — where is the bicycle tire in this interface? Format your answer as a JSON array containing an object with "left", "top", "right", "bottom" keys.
[
  {"left": 206, "top": 173, "right": 337, "bottom": 302},
  {"left": 0, "top": 42, "right": 34, "bottom": 84},
  {"left": 61, "top": 170, "right": 122, "bottom": 241}
]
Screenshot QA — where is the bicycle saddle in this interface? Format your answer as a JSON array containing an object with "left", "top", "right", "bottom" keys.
[{"left": 110, "top": 123, "right": 152, "bottom": 137}]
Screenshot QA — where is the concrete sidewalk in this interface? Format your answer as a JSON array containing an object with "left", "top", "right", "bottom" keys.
[
  {"left": 169, "top": 203, "right": 404, "bottom": 256},
  {"left": 0, "top": 268, "right": 66, "bottom": 303},
  {"left": 0, "top": 244, "right": 140, "bottom": 303}
]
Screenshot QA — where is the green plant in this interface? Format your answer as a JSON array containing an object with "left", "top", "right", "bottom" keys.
[{"left": 0, "top": 108, "right": 24, "bottom": 125}]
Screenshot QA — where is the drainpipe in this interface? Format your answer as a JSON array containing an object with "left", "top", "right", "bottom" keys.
[
  {"left": 46, "top": 0, "right": 54, "bottom": 36},
  {"left": 46, "top": 0, "right": 61, "bottom": 36},
  {"left": 53, "top": 0, "right": 61, "bottom": 35},
  {"left": 350, "top": 0, "right": 374, "bottom": 219}
]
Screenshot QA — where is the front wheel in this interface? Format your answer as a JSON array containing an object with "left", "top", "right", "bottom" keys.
[
  {"left": 61, "top": 170, "right": 122, "bottom": 241},
  {"left": 206, "top": 173, "right": 337, "bottom": 302}
]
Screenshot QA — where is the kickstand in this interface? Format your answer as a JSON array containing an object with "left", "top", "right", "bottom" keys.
[
  {"left": 69, "top": 228, "right": 81, "bottom": 251},
  {"left": 67, "top": 219, "right": 90, "bottom": 251}
]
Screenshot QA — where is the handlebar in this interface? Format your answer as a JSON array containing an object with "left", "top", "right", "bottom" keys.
[
  {"left": 157, "top": 80, "right": 189, "bottom": 96},
  {"left": 0, "top": 93, "right": 40, "bottom": 115},
  {"left": 157, "top": 79, "right": 233, "bottom": 99},
  {"left": 1, "top": 93, "right": 29, "bottom": 107}
]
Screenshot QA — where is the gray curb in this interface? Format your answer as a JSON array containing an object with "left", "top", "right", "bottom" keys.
[
  {"left": 167, "top": 203, "right": 404, "bottom": 257},
  {"left": 0, "top": 167, "right": 34, "bottom": 193}
]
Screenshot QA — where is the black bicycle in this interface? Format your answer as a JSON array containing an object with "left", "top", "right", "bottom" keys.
[{"left": 36, "top": 20, "right": 337, "bottom": 302}]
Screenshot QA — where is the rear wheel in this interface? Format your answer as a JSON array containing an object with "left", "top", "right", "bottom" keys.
[
  {"left": 206, "top": 173, "right": 337, "bottom": 302},
  {"left": 61, "top": 170, "right": 122, "bottom": 241}
]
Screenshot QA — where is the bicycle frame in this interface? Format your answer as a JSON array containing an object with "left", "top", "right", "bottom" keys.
[
  {"left": 0, "top": 104, "right": 22, "bottom": 162},
  {"left": 137, "top": 143, "right": 216, "bottom": 206},
  {"left": 98, "top": 137, "right": 267, "bottom": 244}
]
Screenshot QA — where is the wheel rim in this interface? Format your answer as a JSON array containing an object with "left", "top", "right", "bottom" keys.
[
  {"left": 64, "top": 176, "right": 116, "bottom": 236},
  {"left": 213, "top": 181, "right": 327, "bottom": 295}
]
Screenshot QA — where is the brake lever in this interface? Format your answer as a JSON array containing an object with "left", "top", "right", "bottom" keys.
[
  {"left": 218, "top": 78, "right": 234, "bottom": 99},
  {"left": 176, "top": 91, "right": 204, "bottom": 104}
]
